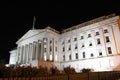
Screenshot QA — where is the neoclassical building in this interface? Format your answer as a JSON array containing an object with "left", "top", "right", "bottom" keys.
[{"left": 9, "top": 14, "right": 120, "bottom": 72}]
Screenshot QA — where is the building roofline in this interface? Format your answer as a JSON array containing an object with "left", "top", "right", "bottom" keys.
[
  {"left": 61, "top": 13, "right": 116, "bottom": 33},
  {"left": 46, "top": 26, "right": 60, "bottom": 34}
]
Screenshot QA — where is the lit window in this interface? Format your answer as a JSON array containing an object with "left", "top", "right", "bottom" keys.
[
  {"left": 81, "top": 36, "right": 84, "bottom": 39},
  {"left": 76, "top": 53, "right": 78, "bottom": 59},
  {"left": 44, "top": 48, "right": 47, "bottom": 52},
  {"left": 108, "top": 47, "right": 112, "bottom": 54},
  {"left": 96, "top": 32, "right": 100, "bottom": 35},
  {"left": 97, "top": 38, "right": 101, "bottom": 44},
  {"left": 88, "top": 34, "right": 91, "bottom": 38},
  {"left": 104, "top": 29, "right": 108, "bottom": 33},
  {"left": 106, "top": 36, "right": 110, "bottom": 42},
  {"left": 83, "top": 52, "right": 85, "bottom": 58},
  {"left": 74, "top": 37, "right": 77, "bottom": 41}
]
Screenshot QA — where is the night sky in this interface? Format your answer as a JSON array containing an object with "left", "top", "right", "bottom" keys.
[{"left": 0, "top": 0, "right": 120, "bottom": 64}]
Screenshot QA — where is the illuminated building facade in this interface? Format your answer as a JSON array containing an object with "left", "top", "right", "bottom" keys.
[{"left": 9, "top": 14, "right": 120, "bottom": 72}]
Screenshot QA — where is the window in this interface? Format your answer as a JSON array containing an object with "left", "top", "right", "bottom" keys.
[
  {"left": 104, "top": 29, "right": 108, "bottom": 33},
  {"left": 99, "top": 52, "right": 102, "bottom": 56},
  {"left": 81, "top": 36, "right": 84, "bottom": 39},
  {"left": 108, "top": 47, "right": 112, "bottom": 54},
  {"left": 55, "top": 41, "right": 57, "bottom": 44},
  {"left": 96, "top": 32, "right": 100, "bottom": 35},
  {"left": 76, "top": 53, "right": 78, "bottom": 59},
  {"left": 89, "top": 43, "right": 92, "bottom": 46},
  {"left": 50, "top": 46, "right": 52, "bottom": 51},
  {"left": 50, "top": 40, "right": 52, "bottom": 44},
  {"left": 63, "top": 55, "right": 65, "bottom": 61},
  {"left": 88, "top": 34, "right": 91, "bottom": 38},
  {"left": 68, "top": 39, "right": 71, "bottom": 43},
  {"left": 97, "top": 38, "right": 101, "bottom": 44},
  {"left": 91, "top": 53, "right": 94, "bottom": 57},
  {"left": 81, "top": 43, "right": 85, "bottom": 48},
  {"left": 75, "top": 43, "right": 78, "bottom": 49},
  {"left": 106, "top": 36, "right": 110, "bottom": 42},
  {"left": 69, "top": 54, "right": 71, "bottom": 60},
  {"left": 74, "top": 37, "right": 77, "bottom": 41},
  {"left": 62, "top": 41, "right": 64, "bottom": 45},
  {"left": 44, "top": 48, "right": 47, "bottom": 52},
  {"left": 68, "top": 45, "right": 71, "bottom": 51},
  {"left": 83, "top": 52, "right": 85, "bottom": 58},
  {"left": 63, "top": 47, "right": 65, "bottom": 52},
  {"left": 55, "top": 47, "right": 57, "bottom": 52}
]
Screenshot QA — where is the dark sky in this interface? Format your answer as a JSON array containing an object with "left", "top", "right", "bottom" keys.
[{"left": 0, "top": 0, "right": 120, "bottom": 63}]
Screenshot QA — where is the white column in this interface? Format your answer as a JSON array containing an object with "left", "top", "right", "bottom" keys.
[
  {"left": 29, "top": 43, "right": 33, "bottom": 62},
  {"left": 41, "top": 40, "right": 44, "bottom": 60},
  {"left": 16, "top": 47, "right": 19, "bottom": 64},
  {"left": 36, "top": 41, "right": 38, "bottom": 60},
  {"left": 23, "top": 45, "right": 25, "bottom": 64},
  {"left": 27, "top": 44, "right": 30, "bottom": 63},
  {"left": 37, "top": 40, "right": 41, "bottom": 60},
  {"left": 21, "top": 46, "right": 24, "bottom": 64},
  {"left": 26, "top": 44, "right": 28, "bottom": 64},
  {"left": 32, "top": 42, "right": 35, "bottom": 60},
  {"left": 19, "top": 46, "right": 22, "bottom": 64}
]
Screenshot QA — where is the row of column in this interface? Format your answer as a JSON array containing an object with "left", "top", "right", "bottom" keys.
[{"left": 17, "top": 40, "right": 43, "bottom": 64}]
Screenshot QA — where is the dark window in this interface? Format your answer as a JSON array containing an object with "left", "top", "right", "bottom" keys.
[
  {"left": 99, "top": 52, "right": 102, "bottom": 56},
  {"left": 88, "top": 34, "right": 91, "bottom": 38},
  {"left": 104, "top": 29, "right": 108, "bottom": 33},
  {"left": 55, "top": 47, "right": 57, "bottom": 52},
  {"left": 108, "top": 47, "right": 112, "bottom": 54},
  {"left": 74, "top": 38, "right": 77, "bottom": 41},
  {"left": 89, "top": 43, "right": 92, "bottom": 46},
  {"left": 68, "top": 45, "right": 71, "bottom": 50},
  {"left": 81, "top": 36, "right": 84, "bottom": 39},
  {"left": 83, "top": 52, "right": 85, "bottom": 58},
  {"left": 106, "top": 36, "right": 110, "bottom": 42},
  {"left": 75, "top": 44, "right": 78, "bottom": 49},
  {"left": 50, "top": 40, "right": 52, "bottom": 44},
  {"left": 81, "top": 43, "right": 85, "bottom": 48},
  {"left": 62, "top": 41, "right": 64, "bottom": 45},
  {"left": 97, "top": 39, "right": 101, "bottom": 44},
  {"left": 76, "top": 53, "right": 78, "bottom": 59},
  {"left": 63, "top": 55, "right": 65, "bottom": 61},
  {"left": 69, "top": 54, "right": 71, "bottom": 60},
  {"left": 63, "top": 47, "right": 65, "bottom": 52},
  {"left": 50, "top": 46, "right": 52, "bottom": 51},
  {"left": 96, "top": 32, "right": 100, "bottom": 35},
  {"left": 91, "top": 53, "right": 94, "bottom": 57},
  {"left": 68, "top": 39, "right": 71, "bottom": 43},
  {"left": 82, "top": 44, "right": 85, "bottom": 48},
  {"left": 55, "top": 41, "right": 57, "bottom": 44}
]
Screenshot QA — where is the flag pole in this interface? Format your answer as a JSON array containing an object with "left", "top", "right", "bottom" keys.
[{"left": 32, "top": 16, "right": 36, "bottom": 30}]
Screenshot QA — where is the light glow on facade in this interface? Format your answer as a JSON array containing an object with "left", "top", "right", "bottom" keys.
[{"left": 9, "top": 14, "right": 120, "bottom": 72}]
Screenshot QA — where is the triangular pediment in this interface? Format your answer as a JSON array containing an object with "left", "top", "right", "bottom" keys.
[{"left": 16, "top": 29, "right": 45, "bottom": 44}]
